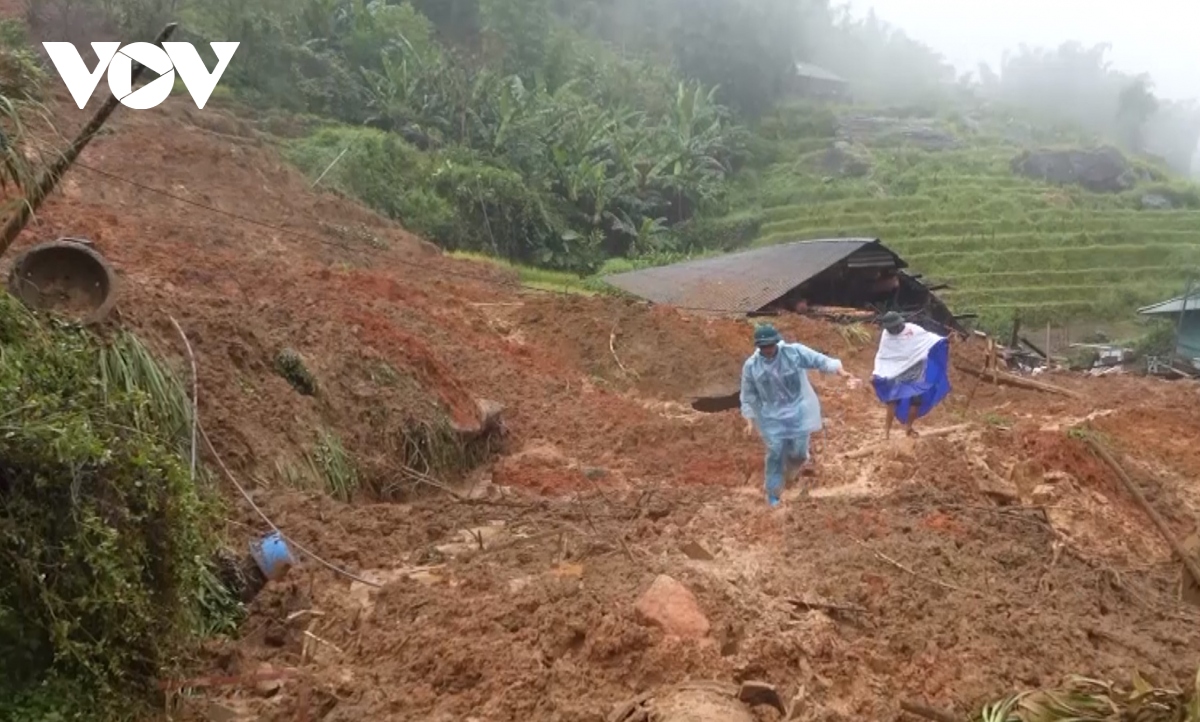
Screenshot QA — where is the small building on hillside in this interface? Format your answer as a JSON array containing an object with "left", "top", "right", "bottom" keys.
[
  {"left": 1137, "top": 289, "right": 1200, "bottom": 370},
  {"left": 601, "top": 237, "right": 964, "bottom": 334},
  {"left": 789, "top": 61, "right": 850, "bottom": 100}
]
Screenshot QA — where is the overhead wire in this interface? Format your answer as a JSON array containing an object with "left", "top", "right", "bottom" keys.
[
  {"left": 75, "top": 159, "right": 946, "bottom": 330},
  {"left": 168, "top": 312, "right": 384, "bottom": 587},
  {"left": 71, "top": 160, "right": 764, "bottom": 316}
]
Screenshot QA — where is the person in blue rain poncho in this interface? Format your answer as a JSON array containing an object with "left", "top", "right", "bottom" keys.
[
  {"left": 740, "top": 323, "right": 858, "bottom": 507},
  {"left": 870, "top": 311, "right": 951, "bottom": 439}
]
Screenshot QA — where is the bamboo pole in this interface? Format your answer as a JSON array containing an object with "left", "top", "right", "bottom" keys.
[
  {"left": 954, "top": 364, "right": 1081, "bottom": 399},
  {"left": 0, "top": 23, "right": 179, "bottom": 260},
  {"left": 1087, "top": 438, "right": 1200, "bottom": 592},
  {"left": 1175, "top": 278, "right": 1193, "bottom": 365}
]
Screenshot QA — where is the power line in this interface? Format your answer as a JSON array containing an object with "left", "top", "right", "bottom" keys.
[
  {"left": 73, "top": 161, "right": 564, "bottom": 295},
  {"left": 71, "top": 160, "right": 755, "bottom": 315},
  {"left": 72, "top": 161, "right": 930, "bottom": 329}
]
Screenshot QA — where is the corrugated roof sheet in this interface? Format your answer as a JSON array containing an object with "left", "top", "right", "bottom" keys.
[
  {"left": 794, "top": 61, "right": 847, "bottom": 84},
  {"left": 1138, "top": 291, "right": 1200, "bottom": 316},
  {"left": 602, "top": 238, "right": 888, "bottom": 313}
]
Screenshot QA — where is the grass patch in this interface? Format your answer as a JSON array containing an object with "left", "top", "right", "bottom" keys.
[
  {"left": 274, "top": 347, "right": 318, "bottom": 396},
  {"left": 450, "top": 250, "right": 598, "bottom": 295},
  {"left": 307, "top": 428, "right": 359, "bottom": 502}
]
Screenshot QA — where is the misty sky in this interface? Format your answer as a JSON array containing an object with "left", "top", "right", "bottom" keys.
[{"left": 844, "top": 0, "right": 1200, "bottom": 101}]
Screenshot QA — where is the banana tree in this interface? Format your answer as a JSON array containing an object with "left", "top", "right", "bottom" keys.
[
  {"left": 651, "top": 81, "right": 731, "bottom": 221},
  {"left": 0, "top": 38, "right": 48, "bottom": 201},
  {"left": 609, "top": 211, "right": 669, "bottom": 256}
]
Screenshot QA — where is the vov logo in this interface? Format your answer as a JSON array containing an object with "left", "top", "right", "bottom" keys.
[{"left": 42, "top": 41, "right": 240, "bottom": 110}]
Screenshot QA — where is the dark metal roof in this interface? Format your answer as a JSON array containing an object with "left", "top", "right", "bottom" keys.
[{"left": 602, "top": 238, "right": 896, "bottom": 313}]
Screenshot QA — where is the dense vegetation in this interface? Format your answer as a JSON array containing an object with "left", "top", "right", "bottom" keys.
[
  {"left": 20, "top": 0, "right": 1200, "bottom": 325},
  {"left": 0, "top": 294, "right": 239, "bottom": 719}
]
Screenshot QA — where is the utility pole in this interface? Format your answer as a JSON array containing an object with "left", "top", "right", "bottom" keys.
[
  {"left": 0, "top": 23, "right": 178, "bottom": 260},
  {"left": 1176, "top": 277, "right": 1193, "bottom": 365}
]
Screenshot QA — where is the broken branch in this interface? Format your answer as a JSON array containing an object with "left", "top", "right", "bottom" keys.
[
  {"left": 302, "top": 630, "right": 344, "bottom": 656},
  {"left": 158, "top": 668, "right": 297, "bottom": 691},
  {"left": 852, "top": 538, "right": 969, "bottom": 595},
  {"left": 786, "top": 598, "right": 868, "bottom": 615},
  {"left": 609, "top": 323, "right": 634, "bottom": 377}
]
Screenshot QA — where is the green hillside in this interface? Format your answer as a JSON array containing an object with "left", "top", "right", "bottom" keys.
[
  {"left": 734, "top": 104, "right": 1200, "bottom": 329},
  {"left": 24, "top": 0, "right": 1195, "bottom": 335}
]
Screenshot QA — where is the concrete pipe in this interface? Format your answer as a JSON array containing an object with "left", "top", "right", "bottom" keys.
[{"left": 6, "top": 238, "right": 117, "bottom": 325}]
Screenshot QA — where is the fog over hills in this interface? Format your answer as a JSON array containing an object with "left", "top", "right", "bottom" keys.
[{"left": 845, "top": 0, "right": 1200, "bottom": 101}]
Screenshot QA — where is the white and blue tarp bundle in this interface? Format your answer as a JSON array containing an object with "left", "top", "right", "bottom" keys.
[{"left": 870, "top": 323, "right": 951, "bottom": 421}]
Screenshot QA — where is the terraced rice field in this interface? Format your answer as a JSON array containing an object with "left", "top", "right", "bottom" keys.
[{"left": 743, "top": 119, "right": 1200, "bottom": 328}]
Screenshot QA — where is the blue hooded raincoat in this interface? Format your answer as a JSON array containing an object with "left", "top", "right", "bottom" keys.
[{"left": 740, "top": 340, "right": 843, "bottom": 505}]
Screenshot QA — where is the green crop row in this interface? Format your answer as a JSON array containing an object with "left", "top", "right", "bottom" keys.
[
  {"left": 759, "top": 207, "right": 1200, "bottom": 236},
  {"left": 933, "top": 265, "right": 1193, "bottom": 290},
  {"left": 757, "top": 188, "right": 1129, "bottom": 219},
  {"left": 893, "top": 230, "right": 1198, "bottom": 255},
  {"left": 759, "top": 221, "right": 1200, "bottom": 247},
  {"left": 963, "top": 301, "right": 1107, "bottom": 329},
  {"left": 940, "top": 282, "right": 1182, "bottom": 306},
  {"left": 903, "top": 245, "right": 1200, "bottom": 279}
]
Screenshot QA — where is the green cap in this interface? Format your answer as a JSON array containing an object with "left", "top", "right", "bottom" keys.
[
  {"left": 754, "top": 323, "right": 782, "bottom": 347},
  {"left": 880, "top": 311, "right": 905, "bottom": 330}
]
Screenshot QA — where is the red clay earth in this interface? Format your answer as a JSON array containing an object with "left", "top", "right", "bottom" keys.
[{"left": 5, "top": 76, "right": 1200, "bottom": 721}]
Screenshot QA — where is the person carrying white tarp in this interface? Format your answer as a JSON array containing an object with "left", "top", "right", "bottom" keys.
[{"left": 871, "top": 312, "right": 951, "bottom": 439}]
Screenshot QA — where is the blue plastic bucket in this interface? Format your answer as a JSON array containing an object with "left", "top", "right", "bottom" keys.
[{"left": 250, "top": 531, "right": 296, "bottom": 581}]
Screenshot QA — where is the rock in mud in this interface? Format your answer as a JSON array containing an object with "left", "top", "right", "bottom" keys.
[
  {"left": 254, "top": 663, "right": 285, "bottom": 697},
  {"left": 1031, "top": 483, "right": 1059, "bottom": 504},
  {"left": 1181, "top": 534, "right": 1200, "bottom": 607},
  {"left": 737, "top": 680, "right": 786, "bottom": 714},
  {"left": 635, "top": 574, "right": 710, "bottom": 638},
  {"left": 680, "top": 540, "right": 715, "bottom": 561},
  {"left": 836, "top": 115, "right": 958, "bottom": 150},
  {"left": 452, "top": 398, "right": 506, "bottom": 439}
]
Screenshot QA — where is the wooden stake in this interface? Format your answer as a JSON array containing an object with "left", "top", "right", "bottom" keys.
[{"left": 852, "top": 537, "right": 970, "bottom": 595}]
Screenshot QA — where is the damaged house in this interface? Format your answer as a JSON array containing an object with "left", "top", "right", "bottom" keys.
[
  {"left": 602, "top": 238, "right": 963, "bottom": 334},
  {"left": 789, "top": 61, "right": 850, "bottom": 101}
]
